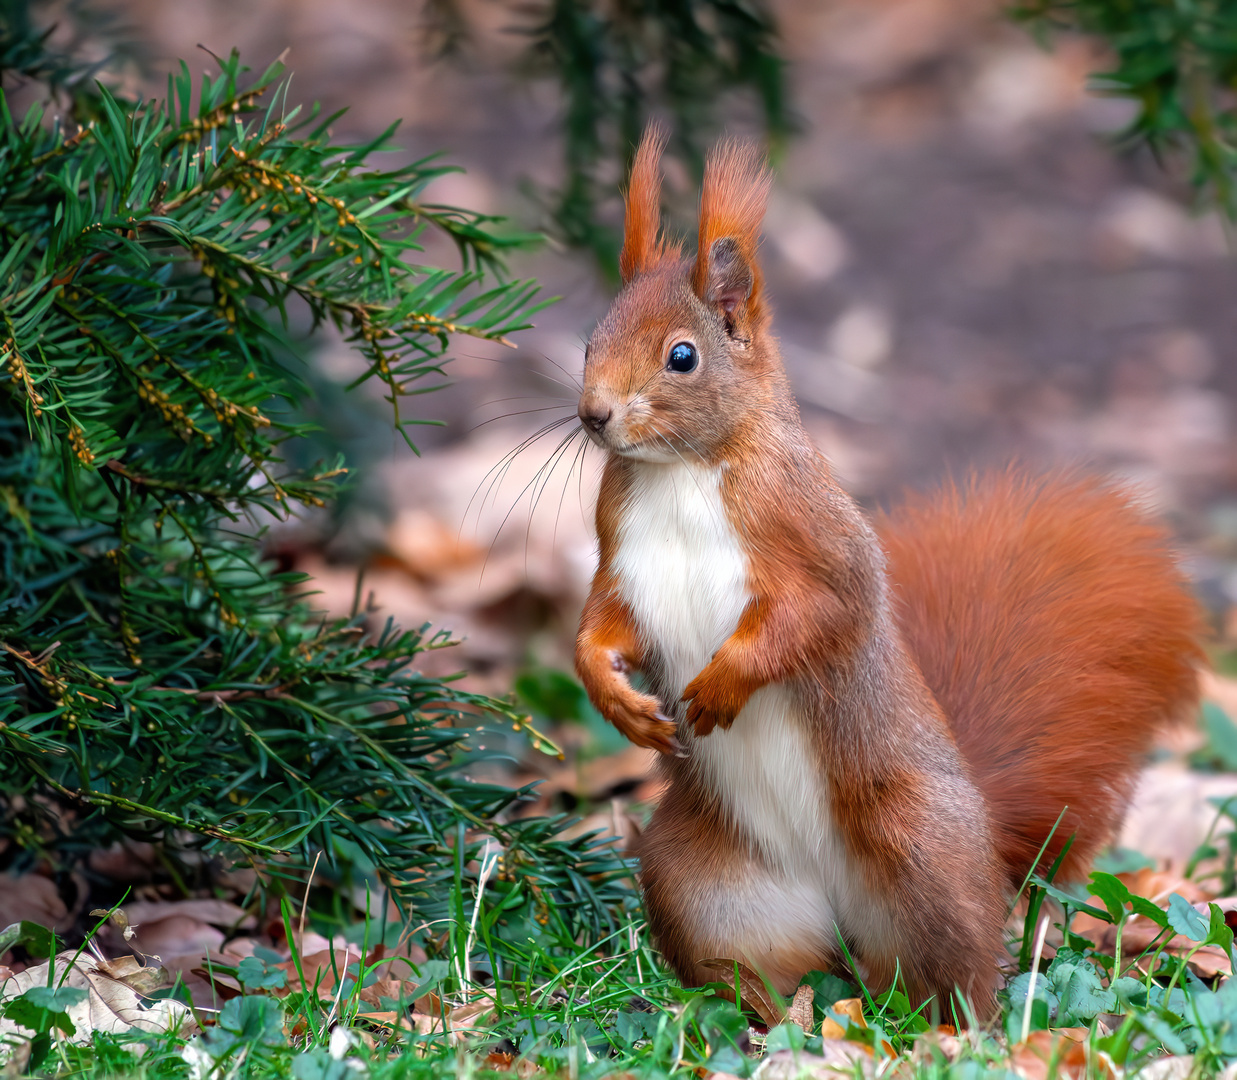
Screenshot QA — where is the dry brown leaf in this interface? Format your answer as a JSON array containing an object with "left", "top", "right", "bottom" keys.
[
  {"left": 89, "top": 908, "right": 134, "bottom": 939},
  {"left": 1184, "top": 946, "right": 1232, "bottom": 978},
  {"left": 220, "top": 937, "right": 260, "bottom": 962},
  {"left": 0, "top": 950, "right": 196, "bottom": 1046},
  {"left": 365, "top": 939, "right": 430, "bottom": 983},
  {"left": 450, "top": 998, "right": 496, "bottom": 1028},
  {"left": 577, "top": 746, "right": 659, "bottom": 799},
  {"left": 1008, "top": 1029, "right": 1114, "bottom": 1080},
  {"left": 391, "top": 996, "right": 495, "bottom": 1043},
  {"left": 414, "top": 990, "right": 442, "bottom": 1016},
  {"left": 386, "top": 508, "right": 484, "bottom": 582},
  {"left": 819, "top": 1016, "right": 847, "bottom": 1040},
  {"left": 1134, "top": 1056, "right": 1196, "bottom": 1080},
  {"left": 190, "top": 963, "right": 244, "bottom": 1000},
  {"left": 0, "top": 874, "right": 69, "bottom": 932},
  {"left": 86, "top": 842, "right": 158, "bottom": 883},
  {"left": 112, "top": 914, "right": 224, "bottom": 959},
  {"left": 291, "top": 931, "right": 336, "bottom": 957},
  {"left": 357, "top": 977, "right": 422, "bottom": 1009},
  {"left": 912, "top": 1031, "right": 965, "bottom": 1064},
  {"left": 121, "top": 899, "right": 256, "bottom": 930},
  {"left": 757, "top": 1043, "right": 874, "bottom": 1080},
  {"left": 830, "top": 998, "right": 866, "bottom": 1029},
  {"left": 353, "top": 1009, "right": 420, "bottom": 1034},
  {"left": 1, "top": 1037, "right": 32, "bottom": 1075},
  {"left": 787, "top": 984, "right": 814, "bottom": 1034},
  {"left": 277, "top": 947, "right": 364, "bottom": 994},
  {"left": 696, "top": 957, "right": 784, "bottom": 1026},
  {"left": 1121, "top": 765, "right": 1237, "bottom": 874},
  {"left": 1121, "top": 869, "right": 1208, "bottom": 906},
  {"left": 1074, "top": 875, "right": 1235, "bottom": 977},
  {"left": 91, "top": 954, "right": 173, "bottom": 995}
]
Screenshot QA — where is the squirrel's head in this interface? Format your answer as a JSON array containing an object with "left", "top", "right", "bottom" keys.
[{"left": 579, "top": 126, "right": 781, "bottom": 464}]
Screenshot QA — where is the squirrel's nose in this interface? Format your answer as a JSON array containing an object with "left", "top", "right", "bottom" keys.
[{"left": 578, "top": 399, "right": 612, "bottom": 434}]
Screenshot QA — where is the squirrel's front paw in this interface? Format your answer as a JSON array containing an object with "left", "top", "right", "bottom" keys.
[
  {"left": 682, "top": 669, "right": 743, "bottom": 737},
  {"left": 600, "top": 685, "right": 682, "bottom": 756}
]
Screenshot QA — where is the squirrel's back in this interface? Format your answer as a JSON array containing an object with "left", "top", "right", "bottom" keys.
[{"left": 877, "top": 470, "right": 1205, "bottom": 889}]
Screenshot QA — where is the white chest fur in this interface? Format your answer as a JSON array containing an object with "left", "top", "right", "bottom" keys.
[
  {"left": 609, "top": 460, "right": 878, "bottom": 962},
  {"left": 611, "top": 461, "right": 748, "bottom": 700},
  {"left": 610, "top": 462, "right": 835, "bottom": 873}
]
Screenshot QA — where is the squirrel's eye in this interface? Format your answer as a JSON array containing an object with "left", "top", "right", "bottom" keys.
[{"left": 666, "top": 342, "right": 698, "bottom": 373}]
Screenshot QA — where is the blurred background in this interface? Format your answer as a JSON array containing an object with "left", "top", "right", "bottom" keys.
[{"left": 31, "top": 0, "right": 1237, "bottom": 844}]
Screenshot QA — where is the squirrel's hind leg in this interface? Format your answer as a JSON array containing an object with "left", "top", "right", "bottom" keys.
[
  {"left": 638, "top": 776, "right": 838, "bottom": 996},
  {"left": 639, "top": 768, "right": 1004, "bottom": 1018}
]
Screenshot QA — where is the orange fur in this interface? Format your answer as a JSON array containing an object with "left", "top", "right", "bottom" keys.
[
  {"left": 574, "top": 464, "right": 680, "bottom": 755},
  {"left": 877, "top": 472, "right": 1207, "bottom": 888},
  {"left": 692, "top": 140, "right": 772, "bottom": 331},
  {"left": 574, "top": 124, "right": 1206, "bottom": 1014},
  {"left": 619, "top": 125, "right": 682, "bottom": 283}
]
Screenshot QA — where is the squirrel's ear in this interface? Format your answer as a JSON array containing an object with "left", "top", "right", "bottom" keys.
[
  {"left": 620, "top": 124, "right": 680, "bottom": 283},
  {"left": 691, "top": 140, "right": 772, "bottom": 334}
]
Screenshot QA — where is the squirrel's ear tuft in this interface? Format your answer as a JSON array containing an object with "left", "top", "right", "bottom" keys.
[
  {"left": 619, "top": 124, "right": 681, "bottom": 283},
  {"left": 691, "top": 139, "right": 772, "bottom": 334}
]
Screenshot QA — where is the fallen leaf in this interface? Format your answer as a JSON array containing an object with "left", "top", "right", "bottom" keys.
[
  {"left": 756, "top": 1043, "right": 873, "bottom": 1079},
  {"left": 87, "top": 842, "right": 158, "bottom": 883},
  {"left": 1009, "top": 1030, "right": 1095, "bottom": 1080},
  {"left": 0, "top": 950, "right": 196, "bottom": 1045},
  {"left": 787, "top": 984, "right": 814, "bottom": 1034},
  {"left": 485, "top": 1050, "right": 515, "bottom": 1070},
  {"left": 189, "top": 963, "right": 243, "bottom": 1001},
  {"left": 1134, "top": 1056, "right": 1195, "bottom": 1080},
  {"left": 352, "top": 1009, "right": 420, "bottom": 1034},
  {"left": 386, "top": 508, "right": 484, "bottom": 582},
  {"left": 91, "top": 954, "right": 174, "bottom": 995},
  {"left": 110, "top": 914, "right": 223, "bottom": 959},
  {"left": 696, "top": 957, "right": 784, "bottom": 1026},
  {"left": 277, "top": 947, "right": 364, "bottom": 995},
  {"left": 449, "top": 998, "right": 496, "bottom": 1029},
  {"left": 357, "top": 977, "right": 422, "bottom": 1010},
  {"left": 0, "top": 875, "right": 68, "bottom": 933},
  {"left": 1, "top": 1037, "right": 31, "bottom": 1075},
  {"left": 819, "top": 1015, "right": 847, "bottom": 1039},
  {"left": 120, "top": 899, "right": 255, "bottom": 931},
  {"left": 912, "top": 1031, "right": 964, "bottom": 1064},
  {"left": 1121, "top": 765, "right": 1237, "bottom": 874},
  {"left": 220, "top": 937, "right": 260, "bottom": 961},
  {"left": 1075, "top": 877, "right": 1234, "bottom": 978},
  {"left": 830, "top": 998, "right": 866, "bottom": 1029},
  {"left": 363, "top": 936, "right": 430, "bottom": 982},
  {"left": 89, "top": 908, "right": 133, "bottom": 936}
]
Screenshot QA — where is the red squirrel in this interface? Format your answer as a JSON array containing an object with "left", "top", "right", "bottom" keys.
[{"left": 572, "top": 127, "right": 1206, "bottom": 1013}]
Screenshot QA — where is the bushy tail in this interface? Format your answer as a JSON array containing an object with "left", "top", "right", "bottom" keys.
[{"left": 876, "top": 470, "right": 1205, "bottom": 888}]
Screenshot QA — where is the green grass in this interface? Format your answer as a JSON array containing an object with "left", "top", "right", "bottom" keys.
[
  {"left": 10, "top": 698, "right": 1237, "bottom": 1078},
  {"left": 6, "top": 822, "right": 1237, "bottom": 1080}
]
